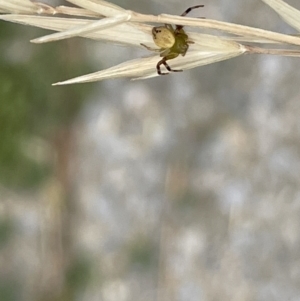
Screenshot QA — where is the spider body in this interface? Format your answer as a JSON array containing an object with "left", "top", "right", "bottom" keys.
[{"left": 141, "top": 5, "right": 204, "bottom": 75}]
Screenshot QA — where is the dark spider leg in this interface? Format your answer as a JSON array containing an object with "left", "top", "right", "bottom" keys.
[
  {"left": 157, "top": 57, "right": 183, "bottom": 75},
  {"left": 176, "top": 5, "right": 204, "bottom": 31},
  {"left": 181, "top": 4, "right": 204, "bottom": 17}
]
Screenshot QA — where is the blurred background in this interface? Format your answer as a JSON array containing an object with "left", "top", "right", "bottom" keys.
[{"left": 1, "top": 0, "right": 300, "bottom": 300}]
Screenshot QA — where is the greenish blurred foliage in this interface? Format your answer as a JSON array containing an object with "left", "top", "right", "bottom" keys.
[
  {"left": 175, "top": 189, "right": 199, "bottom": 207},
  {"left": 0, "top": 64, "right": 50, "bottom": 187},
  {"left": 127, "top": 236, "right": 158, "bottom": 271},
  {"left": 53, "top": 255, "right": 96, "bottom": 301},
  {"left": 0, "top": 22, "right": 94, "bottom": 189},
  {"left": 66, "top": 255, "right": 93, "bottom": 291},
  {"left": 0, "top": 19, "right": 99, "bottom": 301},
  {"left": 0, "top": 218, "right": 13, "bottom": 249},
  {"left": 0, "top": 279, "right": 20, "bottom": 301}
]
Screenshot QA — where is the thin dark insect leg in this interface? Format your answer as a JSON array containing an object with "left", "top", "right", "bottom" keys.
[
  {"left": 163, "top": 61, "right": 182, "bottom": 73},
  {"left": 156, "top": 59, "right": 167, "bottom": 75},
  {"left": 156, "top": 58, "right": 182, "bottom": 75},
  {"left": 176, "top": 5, "right": 204, "bottom": 31},
  {"left": 156, "top": 61, "right": 164, "bottom": 75},
  {"left": 181, "top": 5, "right": 204, "bottom": 17}
]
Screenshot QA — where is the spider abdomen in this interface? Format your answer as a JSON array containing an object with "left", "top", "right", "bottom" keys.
[{"left": 152, "top": 27, "right": 175, "bottom": 49}]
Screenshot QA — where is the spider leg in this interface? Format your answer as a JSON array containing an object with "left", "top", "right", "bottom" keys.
[
  {"left": 176, "top": 5, "right": 204, "bottom": 31},
  {"left": 140, "top": 43, "right": 161, "bottom": 52},
  {"left": 156, "top": 57, "right": 182, "bottom": 75},
  {"left": 181, "top": 5, "right": 204, "bottom": 17}
]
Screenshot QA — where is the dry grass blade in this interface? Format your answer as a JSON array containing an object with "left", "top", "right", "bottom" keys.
[
  {"left": 261, "top": 0, "right": 300, "bottom": 32},
  {"left": 0, "top": 14, "right": 152, "bottom": 46},
  {"left": 133, "top": 51, "right": 244, "bottom": 80},
  {"left": 50, "top": 32, "right": 244, "bottom": 84},
  {"left": 189, "top": 34, "right": 242, "bottom": 50},
  {"left": 51, "top": 6, "right": 101, "bottom": 17},
  {"left": 0, "top": 0, "right": 39, "bottom": 14},
  {"left": 53, "top": 49, "right": 244, "bottom": 85},
  {"left": 151, "top": 15, "right": 300, "bottom": 46},
  {"left": 31, "top": 14, "right": 130, "bottom": 43},
  {"left": 245, "top": 45, "right": 300, "bottom": 57},
  {"left": 1, "top": 0, "right": 300, "bottom": 84},
  {"left": 66, "top": 0, "right": 125, "bottom": 17}
]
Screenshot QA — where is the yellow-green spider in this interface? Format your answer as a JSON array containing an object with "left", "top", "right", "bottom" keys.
[{"left": 141, "top": 5, "right": 204, "bottom": 75}]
